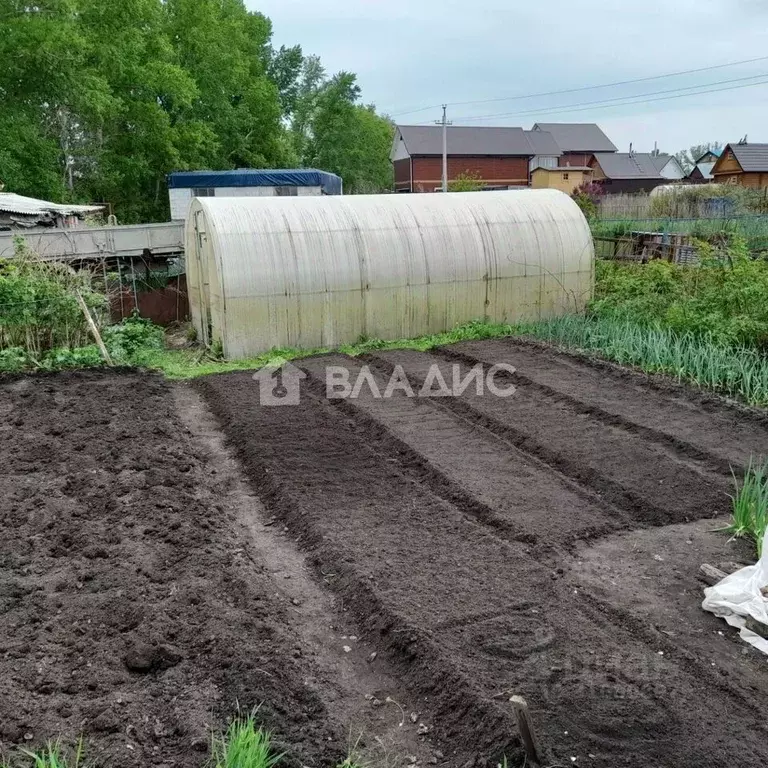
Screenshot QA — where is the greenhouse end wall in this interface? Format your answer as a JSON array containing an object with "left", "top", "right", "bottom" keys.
[{"left": 186, "top": 190, "right": 594, "bottom": 359}]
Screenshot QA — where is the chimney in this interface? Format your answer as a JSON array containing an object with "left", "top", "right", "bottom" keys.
[{"left": 629, "top": 143, "right": 634, "bottom": 156}]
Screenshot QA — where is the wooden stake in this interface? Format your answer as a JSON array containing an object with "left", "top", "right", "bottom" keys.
[
  {"left": 76, "top": 290, "right": 113, "bottom": 366},
  {"left": 698, "top": 563, "right": 728, "bottom": 587},
  {"left": 509, "top": 695, "right": 542, "bottom": 767}
]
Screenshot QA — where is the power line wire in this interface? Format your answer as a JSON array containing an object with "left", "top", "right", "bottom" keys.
[
  {"left": 388, "top": 54, "right": 768, "bottom": 118},
  {"left": 449, "top": 71, "right": 768, "bottom": 122}
]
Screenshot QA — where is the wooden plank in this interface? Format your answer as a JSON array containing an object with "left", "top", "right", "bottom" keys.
[
  {"left": 76, "top": 290, "right": 113, "bottom": 366},
  {"left": 509, "top": 695, "right": 543, "bottom": 767},
  {"left": 745, "top": 616, "right": 768, "bottom": 640},
  {"left": 698, "top": 563, "right": 728, "bottom": 586}
]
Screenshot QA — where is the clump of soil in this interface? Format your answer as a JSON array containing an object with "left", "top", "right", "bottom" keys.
[{"left": 0, "top": 370, "right": 338, "bottom": 767}]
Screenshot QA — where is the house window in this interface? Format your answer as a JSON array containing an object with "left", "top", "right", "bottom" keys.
[
  {"left": 275, "top": 186, "right": 298, "bottom": 196},
  {"left": 563, "top": 173, "right": 570, "bottom": 181},
  {"left": 193, "top": 188, "right": 215, "bottom": 197}
]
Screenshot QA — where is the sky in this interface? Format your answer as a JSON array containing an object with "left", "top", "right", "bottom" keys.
[{"left": 248, "top": 0, "right": 768, "bottom": 155}]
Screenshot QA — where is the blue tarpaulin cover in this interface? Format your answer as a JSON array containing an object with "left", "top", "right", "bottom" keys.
[{"left": 167, "top": 169, "right": 343, "bottom": 195}]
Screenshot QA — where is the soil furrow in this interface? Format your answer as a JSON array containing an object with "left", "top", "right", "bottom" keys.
[
  {"left": 368, "top": 349, "right": 731, "bottom": 528},
  {"left": 195, "top": 366, "right": 768, "bottom": 768},
  {"left": 300, "top": 354, "right": 629, "bottom": 551},
  {"left": 441, "top": 338, "right": 768, "bottom": 472}
]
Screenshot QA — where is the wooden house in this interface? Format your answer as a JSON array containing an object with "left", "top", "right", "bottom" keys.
[
  {"left": 530, "top": 166, "right": 593, "bottom": 193},
  {"left": 711, "top": 142, "right": 768, "bottom": 188},
  {"left": 589, "top": 152, "right": 667, "bottom": 194}
]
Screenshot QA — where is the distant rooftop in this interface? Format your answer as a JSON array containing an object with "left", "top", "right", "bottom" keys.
[
  {"left": 532, "top": 123, "right": 618, "bottom": 153},
  {"left": 0, "top": 193, "right": 104, "bottom": 217},
  {"left": 395, "top": 125, "right": 537, "bottom": 156},
  {"left": 722, "top": 143, "right": 768, "bottom": 173},
  {"left": 592, "top": 153, "right": 665, "bottom": 180}
]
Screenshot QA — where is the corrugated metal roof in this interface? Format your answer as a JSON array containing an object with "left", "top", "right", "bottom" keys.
[
  {"left": 533, "top": 123, "right": 618, "bottom": 153},
  {"left": 0, "top": 193, "right": 104, "bottom": 217},
  {"left": 593, "top": 153, "right": 665, "bottom": 180},
  {"left": 397, "top": 125, "right": 534, "bottom": 156},
  {"left": 524, "top": 130, "right": 562, "bottom": 156},
  {"left": 727, "top": 143, "right": 768, "bottom": 172}
]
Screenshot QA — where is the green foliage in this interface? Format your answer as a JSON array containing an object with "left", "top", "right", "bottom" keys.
[
  {"left": 591, "top": 240, "right": 768, "bottom": 348},
  {"left": 0, "top": 1, "right": 395, "bottom": 218},
  {"left": 102, "top": 311, "right": 164, "bottom": 359},
  {"left": 723, "top": 458, "right": 768, "bottom": 558},
  {"left": 209, "top": 716, "right": 282, "bottom": 768},
  {"left": 303, "top": 72, "right": 394, "bottom": 194},
  {"left": 674, "top": 141, "right": 723, "bottom": 174},
  {"left": 515, "top": 314, "right": 768, "bottom": 407},
  {"left": 1, "top": 738, "right": 87, "bottom": 768},
  {"left": 448, "top": 172, "right": 485, "bottom": 193},
  {"left": 0, "top": 241, "right": 106, "bottom": 359},
  {"left": 571, "top": 181, "right": 605, "bottom": 221}
]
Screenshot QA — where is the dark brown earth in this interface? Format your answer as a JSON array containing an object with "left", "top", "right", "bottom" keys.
[
  {"left": 3, "top": 339, "right": 768, "bottom": 768},
  {"left": 196, "top": 339, "right": 768, "bottom": 768},
  {"left": 0, "top": 371, "right": 351, "bottom": 767}
]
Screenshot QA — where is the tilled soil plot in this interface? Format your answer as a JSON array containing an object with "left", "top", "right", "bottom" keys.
[
  {"left": 0, "top": 370, "right": 343, "bottom": 767},
  {"left": 197, "top": 339, "right": 768, "bottom": 768}
]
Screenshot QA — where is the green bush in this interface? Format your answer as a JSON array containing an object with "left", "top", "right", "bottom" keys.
[
  {"left": 591, "top": 238, "right": 768, "bottom": 349},
  {"left": 0, "top": 239, "right": 106, "bottom": 359},
  {"left": 102, "top": 311, "right": 164, "bottom": 361}
]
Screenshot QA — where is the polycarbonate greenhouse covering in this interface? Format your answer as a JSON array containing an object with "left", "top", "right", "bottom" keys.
[{"left": 185, "top": 189, "right": 594, "bottom": 359}]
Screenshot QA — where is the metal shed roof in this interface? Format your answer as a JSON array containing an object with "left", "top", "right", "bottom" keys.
[
  {"left": 726, "top": 143, "right": 768, "bottom": 173},
  {"left": 396, "top": 125, "right": 535, "bottom": 156},
  {"left": 523, "top": 130, "right": 562, "bottom": 156},
  {"left": 533, "top": 123, "right": 618, "bottom": 153},
  {"left": 593, "top": 153, "right": 664, "bottom": 180},
  {"left": 0, "top": 193, "right": 104, "bottom": 217},
  {"left": 166, "top": 169, "right": 343, "bottom": 195}
]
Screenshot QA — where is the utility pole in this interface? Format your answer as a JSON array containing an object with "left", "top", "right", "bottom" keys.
[{"left": 435, "top": 105, "right": 452, "bottom": 192}]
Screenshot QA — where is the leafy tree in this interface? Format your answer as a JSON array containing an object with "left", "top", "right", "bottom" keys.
[
  {"left": 449, "top": 171, "right": 485, "bottom": 192},
  {"left": 304, "top": 72, "right": 393, "bottom": 194},
  {"left": 675, "top": 142, "right": 724, "bottom": 174}
]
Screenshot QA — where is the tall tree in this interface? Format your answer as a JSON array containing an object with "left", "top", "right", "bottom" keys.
[{"left": 304, "top": 72, "right": 394, "bottom": 193}]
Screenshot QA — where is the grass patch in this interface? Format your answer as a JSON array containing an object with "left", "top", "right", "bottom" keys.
[
  {"left": 1, "top": 740, "right": 86, "bottom": 768},
  {"left": 516, "top": 314, "right": 768, "bottom": 407},
  {"left": 723, "top": 458, "right": 768, "bottom": 558},
  {"left": 210, "top": 715, "right": 282, "bottom": 768},
  {"left": 136, "top": 320, "right": 518, "bottom": 380}
]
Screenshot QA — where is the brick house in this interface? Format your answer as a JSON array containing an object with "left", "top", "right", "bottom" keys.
[
  {"left": 391, "top": 125, "right": 541, "bottom": 192},
  {"left": 532, "top": 123, "right": 617, "bottom": 167}
]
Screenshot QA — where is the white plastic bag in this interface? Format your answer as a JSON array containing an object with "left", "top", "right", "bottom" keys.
[{"left": 702, "top": 529, "right": 768, "bottom": 654}]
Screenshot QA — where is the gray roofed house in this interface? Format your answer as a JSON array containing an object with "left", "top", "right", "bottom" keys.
[
  {"left": 391, "top": 124, "right": 546, "bottom": 192},
  {"left": 394, "top": 125, "right": 536, "bottom": 157},
  {"left": 711, "top": 142, "right": 768, "bottom": 187},
  {"left": 532, "top": 123, "right": 618, "bottom": 154},
  {"left": 590, "top": 152, "right": 667, "bottom": 193},
  {"left": 648, "top": 153, "right": 686, "bottom": 180},
  {"left": 523, "top": 130, "right": 562, "bottom": 157},
  {"left": 726, "top": 143, "right": 768, "bottom": 172}
]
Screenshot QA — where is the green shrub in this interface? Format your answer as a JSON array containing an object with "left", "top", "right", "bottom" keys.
[
  {"left": 591, "top": 238, "right": 768, "bottom": 349},
  {"left": 102, "top": 311, "right": 164, "bottom": 360},
  {"left": 0, "top": 240, "right": 107, "bottom": 361}
]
